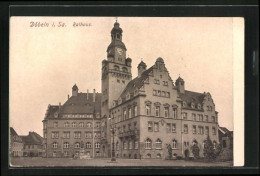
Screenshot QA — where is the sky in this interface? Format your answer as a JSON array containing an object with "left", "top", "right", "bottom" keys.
[{"left": 10, "top": 17, "right": 239, "bottom": 136}]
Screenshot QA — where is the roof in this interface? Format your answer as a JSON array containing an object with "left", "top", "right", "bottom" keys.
[
  {"left": 138, "top": 61, "right": 147, "bottom": 68},
  {"left": 21, "top": 132, "right": 43, "bottom": 145},
  {"left": 72, "top": 84, "right": 78, "bottom": 90},
  {"left": 10, "top": 127, "right": 18, "bottom": 136},
  {"left": 10, "top": 127, "right": 23, "bottom": 143},
  {"left": 107, "top": 40, "right": 126, "bottom": 51},
  {"left": 119, "top": 66, "right": 153, "bottom": 100},
  {"left": 45, "top": 93, "right": 102, "bottom": 119},
  {"left": 219, "top": 127, "right": 230, "bottom": 134},
  {"left": 176, "top": 76, "right": 184, "bottom": 83},
  {"left": 178, "top": 90, "right": 206, "bottom": 108}
]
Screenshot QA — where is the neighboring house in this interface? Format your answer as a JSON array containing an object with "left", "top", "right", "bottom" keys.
[
  {"left": 43, "top": 21, "right": 220, "bottom": 159},
  {"left": 42, "top": 89, "right": 102, "bottom": 158},
  {"left": 218, "top": 127, "right": 233, "bottom": 160},
  {"left": 10, "top": 127, "right": 23, "bottom": 157},
  {"left": 21, "top": 131, "right": 43, "bottom": 157}
]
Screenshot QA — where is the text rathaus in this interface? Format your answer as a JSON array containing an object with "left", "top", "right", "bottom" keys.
[{"left": 42, "top": 21, "right": 219, "bottom": 159}]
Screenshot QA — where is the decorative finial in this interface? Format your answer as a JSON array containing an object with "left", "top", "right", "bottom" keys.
[
  {"left": 141, "top": 58, "right": 143, "bottom": 61},
  {"left": 115, "top": 17, "right": 118, "bottom": 22}
]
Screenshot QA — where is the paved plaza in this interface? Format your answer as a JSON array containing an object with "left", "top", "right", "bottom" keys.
[{"left": 10, "top": 157, "right": 233, "bottom": 167}]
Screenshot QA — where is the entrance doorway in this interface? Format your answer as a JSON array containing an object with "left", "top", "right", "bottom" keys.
[{"left": 184, "top": 149, "right": 190, "bottom": 159}]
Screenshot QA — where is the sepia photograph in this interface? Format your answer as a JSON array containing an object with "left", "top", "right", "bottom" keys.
[{"left": 9, "top": 17, "right": 244, "bottom": 167}]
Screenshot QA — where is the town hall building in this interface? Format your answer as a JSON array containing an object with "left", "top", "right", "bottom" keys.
[{"left": 42, "top": 21, "right": 219, "bottom": 159}]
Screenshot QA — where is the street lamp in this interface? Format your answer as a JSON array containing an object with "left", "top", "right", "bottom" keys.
[{"left": 108, "top": 115, "right": 116, "bottom": 162}]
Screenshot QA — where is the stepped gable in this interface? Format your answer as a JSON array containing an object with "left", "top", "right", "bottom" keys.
[{"left": 119, "top": 67, "right": 153, "bottom": 100}]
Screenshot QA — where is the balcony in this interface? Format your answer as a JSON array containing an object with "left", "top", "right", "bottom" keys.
[{"left": 118, "top": 129, "right": 139, "bottom": 138}]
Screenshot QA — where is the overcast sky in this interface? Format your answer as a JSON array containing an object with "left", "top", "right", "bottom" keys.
[{"left": 10, "top": 17, "right": 238, "bottom": 136}]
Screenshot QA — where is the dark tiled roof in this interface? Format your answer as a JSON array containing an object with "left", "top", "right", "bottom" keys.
[
  {"left": 10, "top": 127, "right": 18, "bottom": 136},
  {"left": 179, "top": 90, "right": 206, "bottom": 107},
  {"left": 45, "top": 105, "right": 59, "bottom": 119},
  {"left": 107, "top": 40, "right": 126, "bottom": 51},
  {"left": 10, "top": 127, "right": 23, "bottom": 142},
  {"left": 21, "top": 132, "right": 43, "bottom": 145},
  {"left": 119, "top": 67, "right": 153, "bottom": 99}
]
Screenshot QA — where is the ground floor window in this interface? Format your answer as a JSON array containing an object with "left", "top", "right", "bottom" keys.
[
  {"left": 172, "top": 140, "right": 177, "bottom": 149},
  {"left": 147, "top": 153, "right": 151, "bottom": 158},
  {"left": 156, "top": 153, "right": 161, "bottom": 158},
  {"left": 145, "top": 138, "right": 152, "bottom": 149},
  {"left": 64, "top": 151, "right": 69, "bottom": 157},
  {"left": 52, "top": 151, "right": 56, "bottom": 157}
]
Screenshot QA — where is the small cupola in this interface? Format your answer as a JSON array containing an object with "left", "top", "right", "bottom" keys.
[
  {"left": 111, "top": 21, "right": 123, "bottom": 41},
  {"left": 72, "top": 84, "right": 78, "bottom": 96},
  {"left": 176, "top": 76, "right": 185, "bottom": 94},
  {"left": 137, "top": 60, "right": 147, "bottom": 77}
]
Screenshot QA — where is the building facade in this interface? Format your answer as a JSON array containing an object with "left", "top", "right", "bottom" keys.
[
  {"left": 10, "top": 127, "right": 24, "bottom": 157},
  {"left": 43, "top": 21, "right": 220, "bottom": 159},
  {"left": 42, "top": 87, "right": 102, "bottom": 158},
  {"left": 21, "top": 131, "right": 43, "bottom": 157},
  {"left": 218, "top": 127, "right": 233, "bottom": 160}
]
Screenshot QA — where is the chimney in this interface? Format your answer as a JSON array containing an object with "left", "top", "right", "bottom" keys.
[
  {"left": 93, "top": 89, "right": 96, "bottom": 102},
  {"left": 59, "top": 102, "right": 61, "bottom": 110},
  {"left": 87, "top": 89, "right": 89, "bottom": 100},
  {"left": 137, "top": 60, "right": 147, "bottom": 78},
  {"left": 68, "top": 94, "right": 70, "bottom": 100}
]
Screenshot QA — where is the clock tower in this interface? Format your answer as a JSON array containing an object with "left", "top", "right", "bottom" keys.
[{"left": 101, "top": 21, "right": 132, "bottom": 157}]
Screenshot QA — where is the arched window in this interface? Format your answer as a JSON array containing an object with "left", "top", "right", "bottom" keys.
[
  {"left": 79, "top": 122, "right": 84, "bottom": 128},
  {"left": 156, "top": 153, "right": 161, "bottom": 158},
  {"left": 129, "top": 141, "right": 133, "bottom": 150},
  {"left": 86, "top": 142, "right": 92, "bottom": 149},
  {"left": 172, "top": 140, "right": 178, "bottom": 149},
  {"left": 192, "top": 140, "right": 198, "bottom": 146},
  {"left": 128, "top": 108, "right": 132, "bottom": 119},
  {"left": 116, "top": 33, "right": 120, "bottom": 39},
  {"left": 155, "top": 138, "right": 162, "bottom": 149},
  {"left": 63, "top": 142, "right": 69, "bottom": 149},
  {"left": 52, "top": 142, "right": 58, "bottom": 149},
  {"left": 114, "top": 65, "right": 120, "bottom": 71},
  {"left": 123, "top": 141, "right": 127, "bottom": 150},
  {"left": 72, "top": 122, "right": 77, "bottom": 128},
  {"left": 147, "top": 153, "right": 151, "bottom": 158},
  {"left": 122, "top": 67, "right": 128, "bottom": 72},
  {"left": 64, "top": 122, "right": 70, "bottom": 128},
  {"left": 145, "top": 138, "right": 152, "bottom": 149},
  {"left": 86, "top": 122, "right": 92, "bottom": 128},
  {"left": 74, "top": 142, "right": 80, "bottom": 149},
  {"left": 95, "top": 142, "right": 100, "bottom": 149}
]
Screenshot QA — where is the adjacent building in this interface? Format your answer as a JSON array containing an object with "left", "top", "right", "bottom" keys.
[
  {"left": 218, "top": 127, "right": 233, "bottom": 160},
  {"left": 10, "top": 127, "right": 23, "bottom": 157},
  {"left": 43, "top": 21, "right": 220, "bottom": 159},
  {"left": 21, "top": 131, "right": 43, "bottom": 157},
  {"left": 42, "top": 88, "right": 102, "bottom": 158}
]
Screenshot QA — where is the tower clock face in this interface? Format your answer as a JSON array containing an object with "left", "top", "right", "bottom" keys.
[{"left": 116, "top": 48, "right": 123, "bottom": 55}]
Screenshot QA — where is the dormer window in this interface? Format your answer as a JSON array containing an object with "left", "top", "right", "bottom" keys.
[
  {"left": 126, "top": 93, "right": 130, "bottom": 100},
  {"left": 197, "top": 104, "right": 201, "bottom": 109},
  {"left": 191, "top": 103, "right": 195, "bottom": 108},
  {"left": 183, "top": 101, "right": 186, "bottom": 107}
]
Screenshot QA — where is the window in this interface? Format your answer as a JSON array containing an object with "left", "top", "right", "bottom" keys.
[
  {"left": 129, "top": 141, "right": 133, "bottom": 150},
  {"left": 182, "top": 112, "right": 187, "bottom": 120},
  {"left": 205, "top": 115, "right": 208, "bottom": 122},
  {"left": 95, "top": 142, "right": 100, "bottom": 149},
  {"left": 52, "top": 151, "right": 56, "bottom": 157},
  {"left": 212, "top": 127, "right": 216, "bottom": 135},
  {"left": 162, "top": 91, "right": 166, "bottom": 97},
  {"left": 163, "top": 81, "right": 168, "bottom": 86},
  {"left": 135, "top": 141, "right": 138, "bottom": 149},
  {"left": 64, "top": 122, "right": 70, "bottom": 128},
  {"left": 114, "top": 65, "right": 119, "bottom": 71},
  {"left": 123, "top": 110, "right": 127, "bottom": 120},
  {"left": 128, "top": 108, "right": 132, "bottom": 119},
  {"left": 155, "top": 138, "right": 162, "bottom": 149},
  {"left": 123, "top": 141, "right": 127, "bottom": 150},
  {"left": 86, "top": 142, "right": 92, "bottom": 149},
  {"left": 52, "top": 142, "right": 58, "bottom": 148},
  {"left": 191, "top": 103, "right": 195, "bottom": 108},
  {"left": 166, "top": 92, "right": 170, "bottom": 98},
  {"left": 155, "top": 106, "right": 160, "bottom": 117},
  {"left": 147, "top": 153, "right": 151, "bottom": 158},
  {"left": 198, "top": 126, "right": 204, "bottom": 135},
  {"left": 63, "top": 132, "right": 70, "bottom": 139},
  {"left": 154, "top": 122, "right": 159, "bottom": 132},
  {"left": 116, "top": 142, "right": 119, "bottom": 150},
  {"left": 53, "top": 122, "right": 58, "bottom": 128},
  {"left": 72, "top": 122, "right": 77, "bottom": 128},
  {"left": 74, "top": 142, "right": 80, "bottom": 149},
  {"left": 193, "top": 125, "right": 197, "bottom": 134},
  {"left": 212, "top": 116, "right": 216, "bottom": 122},
  {"left": 51, "top": 132, "right": 59, "bottom": 139},
  {"left": 145, "top": 138, "right": 152, "bottom": 149},
  {"left": 85, "top": 132, "right": 92, "bottom": 138},
  {"left": 86, "top": 122, "right": 92, "bottom": 128},
  {"left": 164, "top": 107, "right": 169, "bottom": 118},
  {"left": 172, "top": 123, "right": 176, "bottom": 133},
  {"left": 79, "top": 122, "right": 84, "bottom": 128},
  {"left": 153, "top": 90, "right": 157, "bottom": 96},
  {"left": 157, "top": 90, "right": 161, "bottom": 96},
  {"left": 148, "top": 121, "right": 153, "bottom": 132},
  {"left": 94, "top": 132, "right": 100, "bottom": 138},
  {"left": 146, "top": 105, "right": 151, "bottom": 116},
  {"left": 96, "top": 122, "right": 101, "bottom": 128},
  {"left": 134, "top": 106, "right": 137, "bottom": 117},
  {"left": 205, "top": 126, "right": 209, "bottom": 135},
  {"left": 74, "top": 132, "right": 81, "bottom": 139},
  {"left": 44, "top": 132, "right": 47, "bottom": 138},
  {"left": 166, "top": 123, "right": 171, "bottom": 133},
  {"left": 117, "top": 79, "right": 120, "bottom": 83},
  {"left": 63, "top": 142, "right": 69, "bottom": 148},
  {"left": 172, "top": 140, "right": 177, "bottom": 149},
  {"left": 184, "top": 124, "right": 188, "bottom": 134},
  {"left": 192, "top": 114, "right": 196, "bottom": 121},
  {"left": 173, "top": 108, "right": 177, "bottom": 119},
  {"left": 64, "top": 151, "right": 69, "bottom": 157}
]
